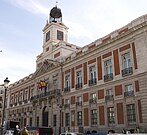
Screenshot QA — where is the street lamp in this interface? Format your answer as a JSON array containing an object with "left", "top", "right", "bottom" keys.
[{"left": 1, "top": 77, "right": 10, "bottom": 135}]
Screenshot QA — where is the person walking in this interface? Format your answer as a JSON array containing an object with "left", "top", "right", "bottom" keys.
[
  {"left": 14, "top": 125, "right": 20, "bottom": 135},
  {"left": 21, "top": 127, "right": 28, "bottom": 135}
]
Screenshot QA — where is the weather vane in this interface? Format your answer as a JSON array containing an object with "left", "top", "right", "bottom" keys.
[{"left": 56, "top": 1, "right": 58, "bottom": 7}]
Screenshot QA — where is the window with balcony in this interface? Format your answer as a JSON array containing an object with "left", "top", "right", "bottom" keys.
[
  {"left": 104, "top": 59, "right": 113, "bottom": 81},
  {"left": 105, "top": 89, "right": 114, "bottom": 101},
  {"left": 64, "top": 99, "right": 70, "bottom": 108},
  {"left": 89, "top": 65, "right": 97, "bottom": 86},
  {"left": 24, "top": 90, "right": 28, "bottom": 103},
  {"left": 76, "top": 71, "right": 82, "bottom": 89},
  {"left": 124, "top": 84, "right": 134, "bottom": 97},
  {"left": 126, "top": 104, "right": 136, "bottom": 124},
  {"left": 91, "top": 109, "right": 97, "bottom": 126},
  {"left": 122, "top": 52, "right": 133, "bottom": 76},
  {"left": 65, "top": 113, "right": 70, "bottom": 126},
  {"left": 77, "top": 111, "right": 82, "bottom": 126},
  {"left": 107, "top": 107, "right": 115, "bottom": 125},
  {"left": 89, "top": 93, "right": 97, "bottom": 104},
  {"left": 76, "top": 96, "right": 82, "bottom": 106},
  {"left": 64, "top": 75, "right": 70, "bottom": 92}
]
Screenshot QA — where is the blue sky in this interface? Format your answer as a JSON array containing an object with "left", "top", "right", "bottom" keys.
[{"left": 0, "top": 0, "right": 147, "bottom": 84}]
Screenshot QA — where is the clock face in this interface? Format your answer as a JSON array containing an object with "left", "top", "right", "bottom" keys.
[{"left": 57, "top": 30, "right": 63, "bottom": 40}]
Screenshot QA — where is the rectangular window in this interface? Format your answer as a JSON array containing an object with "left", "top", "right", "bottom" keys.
[
  {"left": 77, "top": 111, "right": 82, "bottom": 126},
  {"left": 65, "top": 113, "right": 70, "bottom": 126},
  {"left": 76, "top": 71, "right": 82, "bottom": 84},
  {"left": 76, "top": 96, "right": 82, "bottom": 106},
  {"left": 122, "top": 52, "right": 131, "bottom": 69},
  {"left": 125, "top": 84, "right": 133, "bottom": 92},
  {"left": 46, "top": 31, "right": 50, "bottom": 42},
  {"left": 106, "top": 89, "right": 113, "bottom": 96},
  {"left": 127, "top": 104, "right": 136, "bottom": 123},
  {"left": 57, "top": 30, "right": 63, "bottom": 40},
  {"left": 91, "top": 109, "right": 97, "bottom": 126},
  {"left": 124, "top": 84, "right": 134, "bottom": 97},
  {"left": 37, "top": 116, "right": 39, "bottom": 126},
  {"left": 104, "top": 59, "right": 112, "bottom": 74},
  {"left": 30, "top": 118, "right": 32, "bottom": 126},
  {"left": 76, "top": 71, "right": 82, "bottom": 88},
  {"left": 53, "top": 114, "right": 56, "bottom": 127},
  {"left": 65, "top": 75, "right": 70, "bottom": 88},
  {"left": 89, "top": 65, "right": 96, "bottom": 80},
  {"left": 107, "top": 107, "right": 115, "bottom": 125}
]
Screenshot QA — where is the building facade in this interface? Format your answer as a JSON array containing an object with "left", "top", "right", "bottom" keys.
[{"left": 4, "top": 6, "right": 147, "bottom": 134}]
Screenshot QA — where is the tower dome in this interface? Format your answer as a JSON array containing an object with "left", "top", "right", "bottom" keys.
[{"left": 49, "top": 6, "right": 62, "bottom": 23}]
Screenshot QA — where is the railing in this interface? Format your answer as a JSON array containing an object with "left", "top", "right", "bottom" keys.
[
  {"left": 122, "top": 67, "right": 133, "bottom": 76},
  {"left": 104, "top": 73, "right": 113, "bottom": 81},
  {"left": 64, "top": 103, "right": 70, "bottom": 108},
  {"left": 124, "top": 91, "right": 134, "bottom": 97},
  {"left": 105, "top": 95, "right": 114, "bottom": 101},
  {"left": 89, "top": 98, "right": 97, "bottom": 105},
  {"left": 24, "top": 99, "right": 28, "bottom": 104},
  {"left": 89, "top": 78, "right": 97, "bottom": 86},
  {"left": 76, "top": 101, "right": 82, "bottom": 107},
  {"left": 76, "top": 83, "right": 83, "bottom": 89},
  {"left": 64, "top": 87, "right": 70, "bottom": 92},
  {"left": 30, "top": 89, "right": 61, "bottom": 101}
]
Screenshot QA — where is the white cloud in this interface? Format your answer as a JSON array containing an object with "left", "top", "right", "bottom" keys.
[{"left": 7, "top": 0, "right": 48, "bottom": 15}]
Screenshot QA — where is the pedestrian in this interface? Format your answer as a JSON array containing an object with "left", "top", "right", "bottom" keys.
[
  {"left": 21, "top": 127, "right": 28, "bottom": 135},
  {"left": 122, "top": 128, "right": 126, "bottom": 134},
  {"left": 14, "top": 125, "right": 20, "bottom": 135}
]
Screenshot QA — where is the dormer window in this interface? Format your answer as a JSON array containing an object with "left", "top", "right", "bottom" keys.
[
  {"left": 46, "top": 31, "right": 50, "bottom": 42},
  {"left": 57, "top": 30, "right": 63, "bottom": 40}
]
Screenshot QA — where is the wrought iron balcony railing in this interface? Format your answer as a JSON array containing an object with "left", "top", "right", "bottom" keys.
[
  {"left": 89, "top": 98, "right": 97, "bottom": 105},
  {"left": 64, "top": 103, "right": 70, "bottom": 108},
  {"left": 124, "top": 91, "right": 134, "bottom": 97},
  {"left": 104, "top": 73, "right": 113, "bottom": 82},
  {"left": 64, "top": 87, "right": 70, "bottom": 92},
  {"left": 30, "top": 89, "right": 61, "bottom": 101},
  {"left": 122, "top": 67, "right": 133, "bottom": 76},
  {"left": 76, "top": 83, "right": 83, "bottom": 89},
  {"left": 89, "top": 78, "right": 97, "bottom": 86},
  {"left": 76, "top": 101, "right": 82, "bottom": 106},
  {"left": 105, "top": 95, "right": 114, "bottom": 101}
]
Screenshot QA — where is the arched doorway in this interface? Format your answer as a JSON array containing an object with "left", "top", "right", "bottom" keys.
[{"left": 42, "top": 106, "right": 48, "bottom": 126}]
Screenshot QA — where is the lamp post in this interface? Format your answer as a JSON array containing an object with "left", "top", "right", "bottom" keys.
[
  {"left": 1, "top": 77, "right": 10, "bottom": 135},
  {"left": 59, "top": 105, "right": 62, "bottom": 135}
]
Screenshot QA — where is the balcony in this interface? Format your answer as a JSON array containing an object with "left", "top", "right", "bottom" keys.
[
  {"left": 89, "top": 78, "right": 97, "bottom": 86},
  {"left": 14, "top": 102, "right": 17, "bottom": 106},
  {"left": 105, "top": 95, "right": 114, "bottom": 101},
  {"left": 19, "top": 101, "right": 22, "bottom": 105},
  {"left": 10, "top": 103, "right": 13, "bottom": 107},
  {"left": 30, "top": 89, "right": 61, "bottom": 101},
  {"left": 64, "top": 87, "right": 70, "bottom": 92},
  {"left": 76, "top": 101, "right": 82, "bottom": 107},
  {"left": 24, "top": 99, "right": 28, "bottom": 104},
  {"left": 64, "top": 103, "right": 70, "bottom": 108},
  {"left": 89, "top": 98, "right": 97, "bottom": 105},
  {"left": 76, "top": 83, "right": 83, "bottom": 89},
  {"left": 104, "top": 73, "right": 113, "bottom": 82},
  {"left": 124, "top": 91, "right": 134, "bottom": 97},
  {"left": 122, "top": 67, "right": 133, "bottom": 76}
]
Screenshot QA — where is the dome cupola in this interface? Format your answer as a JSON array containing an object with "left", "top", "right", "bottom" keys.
[{"left": 49, "top": 5, "right": 62, "bottom": 23}]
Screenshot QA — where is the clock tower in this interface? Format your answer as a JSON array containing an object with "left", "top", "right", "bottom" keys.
[{"left": 36, "top": 5, "right": 80, "bottom": 69}]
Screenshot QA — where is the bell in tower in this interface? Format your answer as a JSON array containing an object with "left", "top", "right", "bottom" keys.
[{"left": 49, "top": 5, "right": 62, "bottom": 23}]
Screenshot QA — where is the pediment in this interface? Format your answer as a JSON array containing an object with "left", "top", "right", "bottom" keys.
[{"left": 34, "top": 60, "right": 56, "bottom": 77}]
